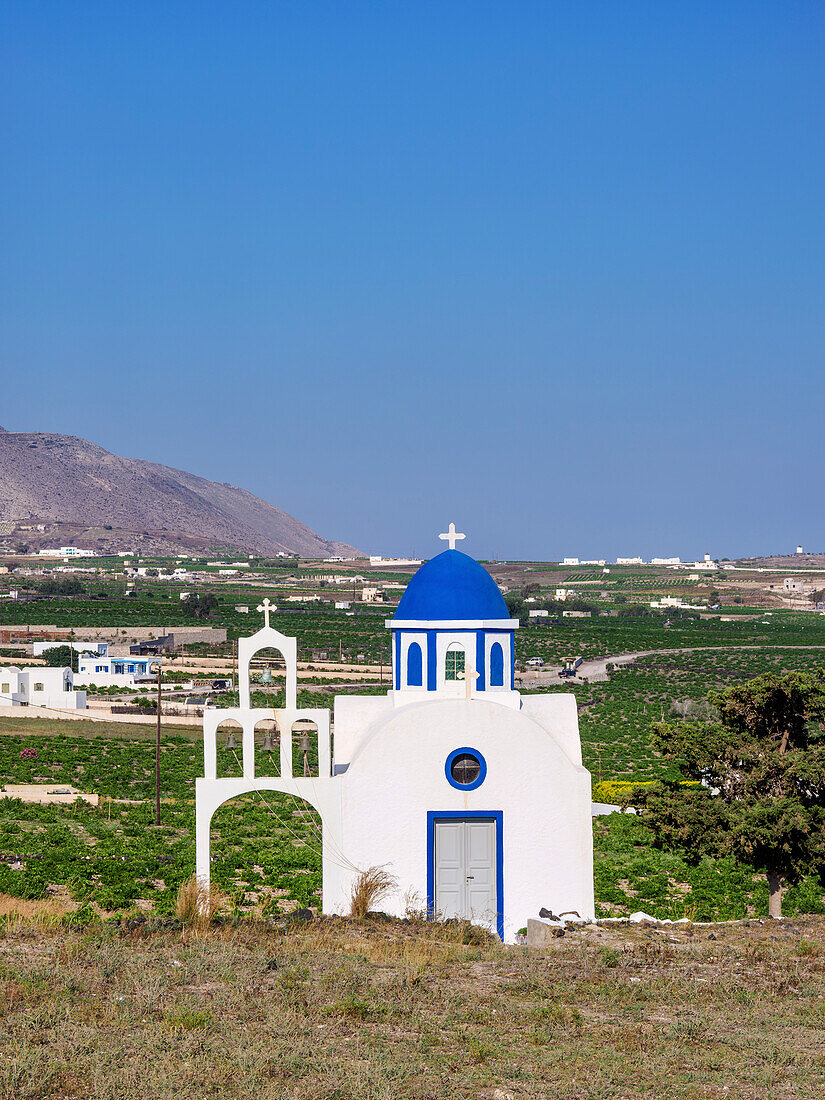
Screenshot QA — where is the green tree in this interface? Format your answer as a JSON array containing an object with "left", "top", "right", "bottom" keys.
[
  {"left": 186, "top": 594, "right": 219, "bottom": 620},
  {"left": 40, "top": 578, "right": 84, "bottom": 596},
  {"left": 504, "top": 594, "right": 524, "bottom": 619},
  {"left": 42, "top": 645, "right": 79, "bottom": 672},
  {"left": 638, "top": 670, "right": 825, "bottom": 918}
]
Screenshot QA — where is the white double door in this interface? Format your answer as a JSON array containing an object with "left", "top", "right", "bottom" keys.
[{"left": 434, "top": 817, "right": 497, "bottom": 930}]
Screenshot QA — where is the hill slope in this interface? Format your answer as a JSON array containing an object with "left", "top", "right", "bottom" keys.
[{"left": 0, "top": 428, "right": 360, "bottom": 557}]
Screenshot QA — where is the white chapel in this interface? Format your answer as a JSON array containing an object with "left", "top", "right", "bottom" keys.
[{"left": 196, "top": 526, "right": 594, "bottom": 942}]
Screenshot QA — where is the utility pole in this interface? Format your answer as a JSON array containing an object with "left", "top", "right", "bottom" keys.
[{"left": 155, "top": 658, "right": 162, "bottom": 826}]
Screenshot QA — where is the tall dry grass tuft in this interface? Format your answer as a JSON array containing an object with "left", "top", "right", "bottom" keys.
[
  {"left": 176, "top": 875, "right": 226, "bottom": 932},
  {"left": 349, "top": 866, "right": 398, "bottom": 920},
  {"left": 0, "top": 893, "right": 69, "bottom": 931}
]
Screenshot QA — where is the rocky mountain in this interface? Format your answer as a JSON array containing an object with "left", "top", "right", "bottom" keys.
[{"left": 0, "top": 428, "right": 361, "bottom": 558}]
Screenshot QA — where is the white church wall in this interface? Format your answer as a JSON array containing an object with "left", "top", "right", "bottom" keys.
[
  {"left": 332, "top": 695, "right": 394, "bottom": 766},
  {"left": 519, "top": 694, "right": 583, "bottom": 766},
  {"left": 323, "top": 698, "right": 594, "bottom": 942}
]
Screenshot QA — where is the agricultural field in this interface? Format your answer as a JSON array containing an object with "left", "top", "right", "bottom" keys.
[
  {"left": 517, "top": 610, "right": 825, "bottom": 664},
  {"left": 548, "top": 645, "right": 825, "bottom": 782},
  {"left": 3, "top": 560, "right": 825, "bottom": 926}
]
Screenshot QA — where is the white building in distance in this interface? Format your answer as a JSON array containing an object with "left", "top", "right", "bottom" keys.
[
  {"left": 38, "top": 546, "right": 96, "bottom": 558},
  {"left": 0, "top": 667, "right": 86, "bottom": 709},
  {"left": 33, "top": 640, "right": 109, "bottom": 658},
  {"left": 196, "top": 529, "right": 594, "bottom": 942}
]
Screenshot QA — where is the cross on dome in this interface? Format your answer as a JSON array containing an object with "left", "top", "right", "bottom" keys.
[
  {"left": 256, "top": 597, "right": 275, "bottom": 629},
  {"left": 438, "top": 522, "right": 466, "bottom": 551}
]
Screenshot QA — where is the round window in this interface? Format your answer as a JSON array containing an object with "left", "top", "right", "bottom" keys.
[
  {"left": 450, "top": 752, "right": 481, "bottom": 786},
  {"left": 445, "top": 747, "right": 487, "bottom": 790}
]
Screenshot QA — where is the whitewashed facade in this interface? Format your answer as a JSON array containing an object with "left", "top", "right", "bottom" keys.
[{"left": 195, "top": 530, "right": 594, "bottom": 941}]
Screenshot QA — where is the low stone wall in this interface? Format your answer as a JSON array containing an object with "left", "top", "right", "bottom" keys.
[{"left": 0, "top": 704, "right": 199, "bottom": 727}]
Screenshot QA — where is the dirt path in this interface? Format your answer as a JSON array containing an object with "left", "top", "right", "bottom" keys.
[{"left": 518, "top": 644, "right": 825, "bottom": 686}]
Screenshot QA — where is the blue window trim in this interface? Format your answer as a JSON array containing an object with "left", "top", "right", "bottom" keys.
[
  {"left": 394, "top": 630, "right": 401, "bottom": 690},
  {"left": 475, "top": 630, "right": 485, "bottom": 691},
  {"left": 427, "top": 810, "right": 504, "bottom": 941},
  {"left": 426, "top": 629, "right": 437, "bottom": 690},
  {"left": 444, "top": 746, "right": 487, "bottom": 791}
]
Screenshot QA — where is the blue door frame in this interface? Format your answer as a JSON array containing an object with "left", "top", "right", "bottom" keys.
[{"left": 427, "top": 810, "right": 504, "bottom": 941}]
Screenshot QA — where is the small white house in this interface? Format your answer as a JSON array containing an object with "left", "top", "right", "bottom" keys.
[
  {"left": 76, "top": 654, "right": 156, "bottom": 688},
  {"left": 196, "top": 529, "right": 594, "bottom": 942},
  {"left": 0, "top": 667, "right": 86, "bottom": 709}
]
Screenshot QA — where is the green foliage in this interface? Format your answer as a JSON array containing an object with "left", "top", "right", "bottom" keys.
[
  {"left": 639, "top": 670, "right": 825, "bottom": 914},
  {"left": 40, "top": 578, "right": 85, "bottom": 596},
  {"left": 41, "top": 645, "right": 79, "bottom": 671},
  {"left": 593, "top": 811, "right": 825, "bottom": 920},
  {"left": 186, "top": 593, "right": 219, "bottom": 620}
]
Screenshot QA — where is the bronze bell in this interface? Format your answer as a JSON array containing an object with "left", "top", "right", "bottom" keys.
[
  {"left": 225, "top": 730, "right": 238, "bottom": 750},
  {"left": 262, "top": 729, "right": 275, "bottom": 752},
  {"left": 298, "top": 732, "right": 311, "bottom": 753}
]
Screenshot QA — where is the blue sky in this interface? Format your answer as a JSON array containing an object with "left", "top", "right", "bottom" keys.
[{"left": 1, "top": 2, "right": 823, "bottom": 560}]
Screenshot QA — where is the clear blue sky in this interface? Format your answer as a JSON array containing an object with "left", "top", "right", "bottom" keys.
[{"left": 1, "top": 3, "right": 823, "bottom": 560}]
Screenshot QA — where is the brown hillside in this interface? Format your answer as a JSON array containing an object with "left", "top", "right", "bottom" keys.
[{"left": 0, "top": 430, "right": 360, "bottom": 557}]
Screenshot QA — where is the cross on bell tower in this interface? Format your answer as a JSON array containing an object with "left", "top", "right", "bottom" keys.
[
  {"left": 438, "top": 522, "right": 466, "bottom": 551},
  {"left": 256, "top": 597, "right": 275, "bottom": 629}
]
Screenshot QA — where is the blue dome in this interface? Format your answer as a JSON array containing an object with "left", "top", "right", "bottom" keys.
[{"left": 393, "top": 550, "right": 510, "bottom": 621}]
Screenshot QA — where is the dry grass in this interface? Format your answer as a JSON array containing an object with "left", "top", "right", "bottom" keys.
[
  {"left": 174, "top": 874, "right": 227, "bottom": 931},
  {"left": 2, "top": 916, "right": 825, "bottom": 1098},
  {"left": 0, "top": 892, "right": 70, "bottom": 930},
  {"left": 349, "top": 865, "right": 398, "bottom": 919}
]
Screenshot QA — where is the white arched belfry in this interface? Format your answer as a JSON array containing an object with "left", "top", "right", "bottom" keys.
[
  {"left": 196, "top": 597, "right": 340, "bottom": 895},
  {"left": 238, "top": 598, "right": 298, "bottom": 711},
  {"left": 194, "top": 529, "right": 594, "bottom": 941}
]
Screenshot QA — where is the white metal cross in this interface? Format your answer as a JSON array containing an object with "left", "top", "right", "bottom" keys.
[
  {"left": 256, "top": 597, "right": 275, "bottom": 629},
  {"left": 438, "top": 522, "right": 466, "bottom": 551}
]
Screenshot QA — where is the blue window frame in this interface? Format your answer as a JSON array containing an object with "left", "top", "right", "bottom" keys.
[
  {"left": 489, "top": 642, "right": 504, "bottom": 687},
  {"left": 406, "top": 642, "right": 423, "bottom": 687},
  {"left": 444, "top": 746, "right": 487, "bottom": 791}
]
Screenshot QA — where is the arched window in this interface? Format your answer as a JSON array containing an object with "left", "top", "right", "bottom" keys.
[
  {"left": 489, "top": 642, "right": 504, "bottom": 687},
  {"left": 406, "top": 642, "right": 423, "bottom": 687},
  {"left": 445, "top": 643, "right": 465, "bottom": 682}
]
